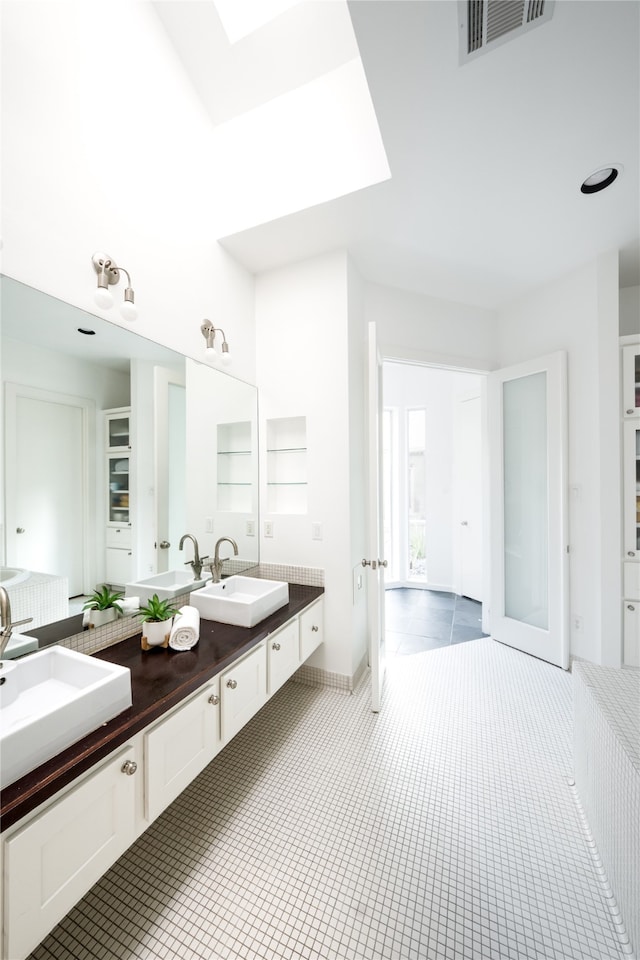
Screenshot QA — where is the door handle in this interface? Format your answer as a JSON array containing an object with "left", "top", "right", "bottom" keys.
[
  {"left": 460, "top": 521, "right": 468, "bottom": 526},
  {"left": 159, "top": 540, "right": 171, "bottom": 549},
  {"left": 16, "top": 527, "right": 25, "bottom": 534},
  {"left": 362, "top": 559, "right": 388, "bottom": 569}
]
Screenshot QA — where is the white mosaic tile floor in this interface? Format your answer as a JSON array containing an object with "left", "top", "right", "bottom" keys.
[{"left": 29, "top": 639, "right": 633, "bottom": 960}]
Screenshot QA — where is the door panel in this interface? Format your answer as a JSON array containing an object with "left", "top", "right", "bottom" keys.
[
  {"left": 367, "top": 322, "right": 386, "bottom": 711},
  {"left": 489, "top": 352, "right": 568, "bottom": 668}
]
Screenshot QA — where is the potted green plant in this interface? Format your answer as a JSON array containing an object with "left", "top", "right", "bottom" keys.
[
  {"left": 83, "top": 585, "right": 124, "bottom": 628},
  {"left": 139, "top": 593, "right": 179, "bottom": 650}
]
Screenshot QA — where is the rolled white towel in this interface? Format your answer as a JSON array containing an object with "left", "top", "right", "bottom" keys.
[
  {"left": 169, "top": 605, "right": 200, "bottom": 651},
  {"left": 121, "top": 596, "right": 140, "bottom": 615}
]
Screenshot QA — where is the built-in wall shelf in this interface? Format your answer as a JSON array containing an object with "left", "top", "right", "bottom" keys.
[
  {"left": 266, "top": 417, "right": 307, "bottom": 514},
  {"left": 217, "top": 422, "right": 252, "bottom": 512}
]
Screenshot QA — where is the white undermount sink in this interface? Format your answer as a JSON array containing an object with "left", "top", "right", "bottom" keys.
[
  {"left": 190, "top": 576, "right": 289, "bottom": 628},
  {"left": 0, "top": 646, "right": 132, "bottom": 790},
  {"left": 125, "top": 569, "right": 207, "bottom": 603}
]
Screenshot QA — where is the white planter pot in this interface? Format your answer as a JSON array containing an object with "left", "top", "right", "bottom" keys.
[
  {"left": 141, "top": 618, "right": 173, "bottom": 650},
  {"left": 88, "top": 608, "right": 118, "bottom": 629}
]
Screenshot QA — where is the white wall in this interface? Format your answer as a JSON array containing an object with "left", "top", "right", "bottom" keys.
[
  {"left": 0, "top": 0, "right": 256, "bottom": 383},
  {"left": 366, "top": 282, "right": 498, "bottom": 369},
  {"left": 497, "top": 252, "right": 621, "bottom": 666},
  {"left": 619, "top": 286, "right": 640, "bottom": 336},
  {"left": 256, "top": 251, "right": 367, "bottom": 681}
]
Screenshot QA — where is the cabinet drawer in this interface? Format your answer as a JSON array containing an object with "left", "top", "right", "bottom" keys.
[
  {"left": 624, "top": 602, "right": 640, "bottom": 667},
  {"left": 624, "top": 562, "right": 640, "bottom": 601},
  {"left": 299, "top": 599, "right": 323, "bottom": 662},
  {"left": 267, "top": 620, "right": 299, "bottom": 696},
  {"left": 4, "top": 745, "right": 137, "bottom": 960},
  {"left": 145, "top": 681, "right": 220, "bottom": 824},
  {"left": 106, "top": 526, "right": 132, "bottom": 548},
  {"left": 221, "top": 643, "right": 266, "bottom": 743},
  {"left": 106, "top": 547, "right": 132, "bottom": 585}
]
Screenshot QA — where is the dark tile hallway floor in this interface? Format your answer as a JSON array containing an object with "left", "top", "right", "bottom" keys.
[{"left": 386, "top": 586, "right": 488, "bottom": 656}]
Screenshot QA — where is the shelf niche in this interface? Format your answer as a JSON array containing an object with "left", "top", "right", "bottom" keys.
[
  {"left": 217, "top": 421, "right": 252, "bottom": 513},
  {"left": 266, "top": 416, "right": 307, "bottom": 515}
]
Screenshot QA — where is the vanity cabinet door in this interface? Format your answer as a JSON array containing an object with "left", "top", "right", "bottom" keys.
[
  {"left": 4, "top": 745, "right": 137, "bottom": 960},
  {"left": 145, "top": 680, "right": 221, "bottom": 824},
  {"left": 299, "top": 598, "right": 324, "bottom": 662},
  {"left": 624, "top": 602, "right": 640, "bottom": 667},
  {"left": 220, "top": 643, "right": 267, "bottom": 743},
  {"left": 267, "top": 620, "right": 300, "bottom": 696}
]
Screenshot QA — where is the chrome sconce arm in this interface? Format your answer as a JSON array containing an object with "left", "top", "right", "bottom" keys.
[
  {"left": 201, "top": 321, "right": 232, "bottom": 366},
  {"left": 92, "top": 252, "right": 137, "bottom": 321}
]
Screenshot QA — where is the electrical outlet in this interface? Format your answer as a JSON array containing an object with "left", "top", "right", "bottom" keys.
[
  {"left": 311, "top": 521, "right": 323, "bottom": 541},
  {"left": 573, "top": 615, "right": 583, "bottom": 632},
  {"left": 246, "top": 520, "right": 255, "bottom": 537},
  {"left": 205, "top": 517, "right": 214, "bottom": 534},
  {"left": 264, "top": 520, "right": 274, "bottom": 538}
]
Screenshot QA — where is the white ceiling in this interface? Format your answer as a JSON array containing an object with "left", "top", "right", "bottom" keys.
[{"left": 156, "top": 0, "right": 640, "bottom": 309}]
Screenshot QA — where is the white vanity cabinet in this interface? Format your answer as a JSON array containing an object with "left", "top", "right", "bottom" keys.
[
  {"left": 1, "top": 593, "right": 324, "bottom": 960},
  {"left": 145, "top": 679, "right": 221, "bottom": 824},
  {"left": 3, "top": 744, "right": 139, "bottom": 960},
  {"left": 299, "top": 597, "right": 324, "bottom": 662},
  {"left": 220, "top": 642, "right": 267, "bottom": 742},
  {"left": 267, "top": 619, "right": 300, "bottom": 695}
]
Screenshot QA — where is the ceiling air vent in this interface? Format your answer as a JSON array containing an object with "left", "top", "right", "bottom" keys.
[{"left": 459, "top": 0, "right": 554, "bottom": 63}]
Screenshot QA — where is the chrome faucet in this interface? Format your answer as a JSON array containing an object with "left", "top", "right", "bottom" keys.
[
  {"left": 0, "top": 586, "right": 33, "bottom": 662},
  {"left": 179, "top": 533, "right": 209, "bottom": 581},
  {"left": 209, "top": 537, "right": 239, "bottom": 583}
]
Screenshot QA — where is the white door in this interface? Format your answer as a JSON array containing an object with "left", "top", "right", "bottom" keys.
[
  {"left": 456, "top": 394, "right": 483, "bottom": 601},
  {"left": 366, "top": 321, "right": 386, "bottom": 712},
  {"left": 155, "top": 368, "right": 186, "bottom": 572},
  {"left": 488, "top": 352, "right": 569, "bottom": 669},
  {"left": 5, "top": 384, "right": 92, "bottom": 595}
]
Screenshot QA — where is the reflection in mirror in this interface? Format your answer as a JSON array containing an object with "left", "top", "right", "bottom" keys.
[{"left": 0, "top": 275, "right": 259, "bottom": 642}]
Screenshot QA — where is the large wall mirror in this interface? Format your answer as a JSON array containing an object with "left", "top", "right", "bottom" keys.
[{"left": 1, "top": 275, "right": 258, "bottom": 634}]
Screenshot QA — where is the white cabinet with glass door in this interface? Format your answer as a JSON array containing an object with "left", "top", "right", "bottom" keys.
[
  {"left": 622, "top": 339, "right": 640, "bottom": 666},
  {"left": 105, "top": 407, "right": 132, "bottom": 585}
]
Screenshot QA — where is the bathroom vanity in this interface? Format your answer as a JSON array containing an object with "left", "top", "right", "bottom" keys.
[{"left": 0, "top": 585, "right": 323, "bottom": 960}]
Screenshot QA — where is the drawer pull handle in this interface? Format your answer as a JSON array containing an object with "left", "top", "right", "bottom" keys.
[
  {"left": 272, "top": 642, "right": 281, "bottom": 651},
  {"left": 311, "top": 625, "right": 319, "bottom": 632},
  {"left": 626, "top": 409, "right": 635, "bottom": 415},
  {"left": 121, "top": 760, "right": 137, "bottom": 776},
  {"left": 226, "top": 679, "right": 237, "bottom": 690},
  {"left": 208, "top": 694, "right": 220, "bottom": 705},
  {"left": 628, "top": 604, "right": 636, "bottom": 611},
  {"left": 629, "top": 551, "right": 636, "bottom": 557}
]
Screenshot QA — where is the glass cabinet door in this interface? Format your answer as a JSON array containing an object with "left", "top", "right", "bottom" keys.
[
  {"left": 108, "top": 453, "right": 130, "bottom": 525},
  {"left": 623, "top": 421, "right": 640, "bottom": 558},
  {"left": 106, "top": 411, "right": 131, "bottom": 451},
  {"left": 622, "top": 344, "right": 640, "bottom": 419}
]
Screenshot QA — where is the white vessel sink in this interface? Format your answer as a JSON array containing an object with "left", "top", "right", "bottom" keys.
[
  {"left": 125, "top": 569, "right": 207, "bottom": 603},
  {"left": 190, "top": 576, "right": 289, "bottom": 628},
  {"left": 0, "top": 646, "right": 132, "bottom": 790}
]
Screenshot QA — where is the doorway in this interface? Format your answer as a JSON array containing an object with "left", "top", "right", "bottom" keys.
[{"left": 382, "top": 361, "right": 486, "bottom": 657}]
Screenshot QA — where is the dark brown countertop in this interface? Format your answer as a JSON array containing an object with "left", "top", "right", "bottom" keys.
[{"left": 0, "top": 584, "right": 323, "bottom": 831}]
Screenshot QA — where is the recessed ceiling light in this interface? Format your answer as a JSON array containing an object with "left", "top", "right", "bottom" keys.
[
  {"left": 77, "top": 327, "right": 96, "bottom": 335},
  {"left": 580, "top": 165, "right": 622, "bottom": 194}
]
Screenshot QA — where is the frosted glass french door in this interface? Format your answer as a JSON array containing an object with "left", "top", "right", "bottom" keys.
[{"left": 489, "top": 352, "right": 569, "bottom": 669}]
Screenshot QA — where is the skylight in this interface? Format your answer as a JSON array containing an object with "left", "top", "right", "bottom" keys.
[{"left": 214, "top": 0, "right": 303, "bottom": 44}]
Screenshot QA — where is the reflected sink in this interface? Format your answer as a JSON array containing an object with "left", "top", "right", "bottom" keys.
[
  {"left": 190, "top": 576, "right": 289, "bottom": 628},
  {"left": 0, "top": 646, "right": 132, "bottom": 790},
  {"left": 1, "top": 632, "right": 39, "bottom": 660},
  {"left": 125, "top": 569, "right": 207, "bottom": 604}
]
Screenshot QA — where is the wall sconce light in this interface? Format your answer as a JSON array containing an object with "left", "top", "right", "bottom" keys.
[
  {"left": 201, "top": 321, "right": 232, "bottom": 365},
  {"left": 92, "top": 252, "right": 138, "bottom": 321}
]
